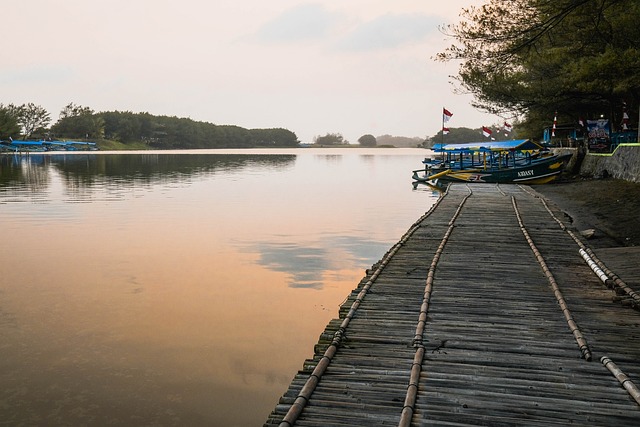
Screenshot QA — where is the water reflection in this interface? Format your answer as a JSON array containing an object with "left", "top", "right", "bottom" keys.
[
  {"left": 252, "top": 243, "right": 327, "bottom": 289},
  {"left": 0, "top": 154, "right": 51, "bottom": 194},
  {"left": 248, "top": 236, "right": 389, "bottom": 290},
  {"left": 0, "top": 149, "right": 435, "bottom": 426},
  {"left": 1, "top": 152, "right": 295, "bottom": 189}
]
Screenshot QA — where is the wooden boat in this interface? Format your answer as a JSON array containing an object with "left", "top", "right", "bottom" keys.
[
  {"left": 0, "top": 139, "right": 98, "bottom": 152},
  {"left": 412, "top": 139, "right": 572, "bottom": 184}
]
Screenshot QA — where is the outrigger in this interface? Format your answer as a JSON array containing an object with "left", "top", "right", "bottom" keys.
[{"left": 412, "top": 139, "right": 572, "bottom": 184}]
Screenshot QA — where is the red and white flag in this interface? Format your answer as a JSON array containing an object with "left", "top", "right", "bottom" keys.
[
  {"left": 504, "top": 122, "right": 512, "bottom": 133},
  {"left": 552, "top": 112, "right": 557, "bottom": 137},
  {"left": 443, "top": 108, "right": 453, "bottom": 123},
  {"left": 482, "top": 126, "right": 492, "bottom": 138},
  {"left": 442, "top": 127, "right": 450, "bottom": 135}
]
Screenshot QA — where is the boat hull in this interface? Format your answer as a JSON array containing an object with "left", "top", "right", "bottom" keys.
[{"left": 413, "top": 153, "right": 572, "bottom": 184}]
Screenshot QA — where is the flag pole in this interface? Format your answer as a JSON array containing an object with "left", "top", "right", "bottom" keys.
[
  {"left": 441, "top": 107, "right": 445, "bottom": 164},
  {"left": 441, "top": 107, "right": 445, "bottom": 147}
]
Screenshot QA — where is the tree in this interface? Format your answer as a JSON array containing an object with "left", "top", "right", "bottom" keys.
[
  {"left": 96, "top": 110, "right": 300, "bottom": 148},
  {"left": 425, "top": 126, "right": 514, "bottom": 147},
  {"left": 0, "top": 104, "right": 21, "bottom": 140},
  {"left": 437, "top": 0, "right": 640, "bottom": 136},
  {"left": 357, "top": 134, "right": 377, "bottom": 147},
  {"left": 52, "top": 103, "right": 105, "bottom": 139},
  {"left": 250, "top": 128, "right": 299, "bottom": 147},
  {"left": 376, "top": 135, "right": 423, "bottom": 147},
  {"left": 9, "top": 103, "right": 51, "bottom": 139},
  {"left": 314, "top": 133, "right": 347, "bottom": 145}
]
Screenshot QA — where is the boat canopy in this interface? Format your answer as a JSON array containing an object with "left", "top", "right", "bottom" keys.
[
  {"left": 8, "top": 140, "right": 46, "bottom": 146},
  {"left": 5, "top": 140, "right": 96, "bottom": 147},
  {"left": 432, "top": 139, "right": 544, "bottom": 153}
]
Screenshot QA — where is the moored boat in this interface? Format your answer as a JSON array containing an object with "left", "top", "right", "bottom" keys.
[
  {"left": 0, "top": 139, "right": 98, "bottom": 152},
  {"left": 412, "top": 139, "right": 572, "bottom": 184}
]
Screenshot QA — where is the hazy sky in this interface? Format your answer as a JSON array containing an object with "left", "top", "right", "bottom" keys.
[{"left": 4, "top": 0, "right": 495, "bottom": 143}]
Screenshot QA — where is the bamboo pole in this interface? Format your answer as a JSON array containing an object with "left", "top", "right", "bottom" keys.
[
  {"left": 527, "top": 187, "right": 640, "bottom": 310},
  {"left": 400, "top": 186, "right": 473, "bottom": 427},
  {"left": 579, "top": 248, "right": 610, "bottom": 284},
  {"left": 601, "top": 356, "right": 640, "bottom": 405},
  {"left": 278, "top": 184, "right": 451, "bottom": 427},
  {"left": 512, "top": 196, "right": 592, "bottom": 361}
]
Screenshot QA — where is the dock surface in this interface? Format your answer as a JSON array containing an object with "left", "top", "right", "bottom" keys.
[{"left": 265, "top": 183, "right": 640, "bottom": 426}]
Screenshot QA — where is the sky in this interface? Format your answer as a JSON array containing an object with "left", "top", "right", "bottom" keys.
[{"left": 3, "top": 0, "right": 495, "bottom": 143}]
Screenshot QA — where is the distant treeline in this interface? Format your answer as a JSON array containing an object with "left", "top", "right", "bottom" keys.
[
  {"left": 96, "top": 111, "right": 299, "bottom": 149},
  {"left": 3, "top": 102, "right": 428, "bottom": 149},
  {"left": 0, "top": 103, "right": 300, "bottom": 149}
]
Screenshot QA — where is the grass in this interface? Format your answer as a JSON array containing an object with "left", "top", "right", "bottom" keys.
[{"left": 95, "top": 139, "right": 151, "bottom": 150}]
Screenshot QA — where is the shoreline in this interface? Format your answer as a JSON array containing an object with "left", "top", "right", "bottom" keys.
[{"left": 534, "top": 176, "right": 640, "bottom": 248}]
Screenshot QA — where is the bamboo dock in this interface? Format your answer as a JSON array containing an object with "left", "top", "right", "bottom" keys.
[{"left": 265, "top": 183, "right": 640, "bottom": 426}]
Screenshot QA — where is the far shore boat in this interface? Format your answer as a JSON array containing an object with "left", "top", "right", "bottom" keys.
[
  {"left": 0, "top": 139, "right": 98, "bottom": 152},
  {"left": 412, "top": 139, "right": 572, "bottom": 184}
]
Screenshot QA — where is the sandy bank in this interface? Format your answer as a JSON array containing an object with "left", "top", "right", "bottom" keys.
[{"left": 534, "top": 177, "right": 640, "bottom": 248}]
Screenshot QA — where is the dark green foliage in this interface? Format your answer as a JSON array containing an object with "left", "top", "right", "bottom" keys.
[
  {"left": 51, "top": 109, "right": 300, "bottom": 148},
  {"left": 438, "top": 0, "right": 640, "bottom": 137},
  {"left": 0, "top": 105, "right": 21, "bottom": 140},
  {"left": 1, "top": 103, "right": 50, "bottom": 139},
  {"left": 5, "top": 101, "right": 301, "bottom": 148},
  {"left": 357, "top": 134, "right": 377, "bottom": 147},
  {"left": 314, "top": 133, "right": 347, "bottom": 145},
  {"left": 250, "top": 128, "right": 299, "bottom": 147},
  {"left": 20, "top": 103, "right": 51, "bottom": 139},
  {"left": 426, "top": 127, "right": 514, "bottom": 147},
  {"left": 51, "top": 103, "right": 105, "bottom": 139}
]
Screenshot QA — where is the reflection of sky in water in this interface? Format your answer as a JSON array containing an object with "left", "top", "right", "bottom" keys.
[
  {"left": 254, "top": 244, "right": 327, "bottom": 289},
  {"left": 0, "top": 148, "right": 437, "bottom": 426},
  {"left": 247, "top": 236, "right": 390, "bottom": 289}
]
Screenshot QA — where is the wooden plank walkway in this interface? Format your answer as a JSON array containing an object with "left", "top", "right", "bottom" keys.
[{"left": 265, "top": 183, "right": 640, "bottom": 426}]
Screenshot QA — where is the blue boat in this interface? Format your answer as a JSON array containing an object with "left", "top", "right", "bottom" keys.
[
  {"left": 0, "top": 139, "right": 98, "bottom": 152},
  {"left": 412, "top": 139, "right": 572, "bottom": 184}
]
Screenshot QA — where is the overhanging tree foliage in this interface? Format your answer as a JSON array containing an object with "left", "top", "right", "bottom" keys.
[{"left": 437, "top": 0, "right": 640, "bottom": 137}]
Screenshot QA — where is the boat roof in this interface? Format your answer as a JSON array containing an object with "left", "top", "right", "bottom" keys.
[
  {"left": 433, "top": 139, "right": 544, "bottom": 153},
  {"left": 7, "top": 140, "right": 96, "bottom": 146}
]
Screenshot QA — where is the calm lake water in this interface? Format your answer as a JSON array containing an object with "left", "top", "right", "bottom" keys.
[{"left": 0, "top": 148, "right": 438, "bottom": 426}]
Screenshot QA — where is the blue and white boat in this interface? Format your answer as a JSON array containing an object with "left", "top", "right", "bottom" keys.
[
  {"left": 413, "top": 139, "right": 572, "bottom": 184},
  {"left": 0, "top": 139, "right": 98, "bottom": 152}
]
